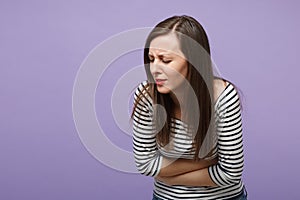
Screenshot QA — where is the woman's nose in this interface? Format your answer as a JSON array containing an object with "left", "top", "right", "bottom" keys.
[{"left": 150, "top": 60, "right": 162, "bottom": 75}]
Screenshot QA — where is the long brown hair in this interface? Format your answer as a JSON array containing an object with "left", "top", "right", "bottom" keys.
[{"left": 133, "top": 15, "right": 217, "bottom": 160}]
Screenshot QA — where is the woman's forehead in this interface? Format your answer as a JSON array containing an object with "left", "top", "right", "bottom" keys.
[{"left": 149, "top": 34, "right": 183, "bottom": 56}]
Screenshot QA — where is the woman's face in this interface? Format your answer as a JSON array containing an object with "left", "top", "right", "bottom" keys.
[{"left": 148, "top": 33, "right": 188, "bottom": 94}]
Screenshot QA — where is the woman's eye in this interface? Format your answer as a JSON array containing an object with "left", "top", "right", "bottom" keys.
[
  {"left": 148, "top": 56, "right": 154, "bottom": 62},
  {"left": 162, "top": 60, "right": 171, "bottom": 64}
]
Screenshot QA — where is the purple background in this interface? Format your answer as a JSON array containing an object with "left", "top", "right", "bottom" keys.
[{"left": 1, "top": 0, "right": 300, "bottom": 199}]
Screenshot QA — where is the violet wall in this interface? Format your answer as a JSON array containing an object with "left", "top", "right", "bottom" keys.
[{"left": 1, "top": 0, "right": 299, "bottom": 199}]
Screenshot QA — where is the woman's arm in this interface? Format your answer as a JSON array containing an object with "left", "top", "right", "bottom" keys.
[
  {"left": 156, "top": 168, "right": 217, "bottom": 187},
  {"left": 208, "top": 86, "right": 244, "bottom": 186},
  {"left": 158, "top": 157, "right": 217, "bottom": 177},
  {"left": 133, "top": 82, "right": 162, "bottom": 177}
]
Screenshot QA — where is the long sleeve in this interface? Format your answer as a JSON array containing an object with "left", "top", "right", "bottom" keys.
[
  {"left": 132, "top": 81, "right": 163, "bottom": 177},
  {"left": 208, "top": 85, "right": 244, "bottom": 186}
]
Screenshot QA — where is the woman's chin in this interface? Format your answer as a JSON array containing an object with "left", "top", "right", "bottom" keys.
[{"left": 156, "top": 85, "right": 171, "bottom": 94}]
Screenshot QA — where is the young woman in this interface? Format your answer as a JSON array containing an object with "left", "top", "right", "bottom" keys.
[{"left": 132, "top": 15, "right": 247, "bottom": 200}]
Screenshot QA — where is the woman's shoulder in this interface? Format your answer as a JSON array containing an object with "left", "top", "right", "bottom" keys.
[
  {"left": 133, "top": 80, "right": 153, "bottom": 105},
  {"left": 213, "top": 78, "right": 240, "bottom": 109},
  {"left": 213, "top": 78, "right": 228, "bottom": 103},
  {"left": 134, "top": 80, "right": 151, "bottom": 96}
]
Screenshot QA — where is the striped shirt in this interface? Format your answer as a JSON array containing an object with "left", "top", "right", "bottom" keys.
[{"left": 132, "top": 80, "right": 245, "bottom": 200}]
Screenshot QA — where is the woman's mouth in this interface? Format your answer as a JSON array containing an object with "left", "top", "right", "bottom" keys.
[{"left": 155, "top": 79, "right": 167, "bottom": 86}]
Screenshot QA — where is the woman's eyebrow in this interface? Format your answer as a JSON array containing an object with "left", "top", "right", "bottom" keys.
[
  {"left": 148, "top": 51, "right": 174, "bottom": 57},
  {"left": 149, "top": 52, "right": 173, "bottom": 57},
  {"left": 158, "top": 53, "right": 172, "bottom": 56}
]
